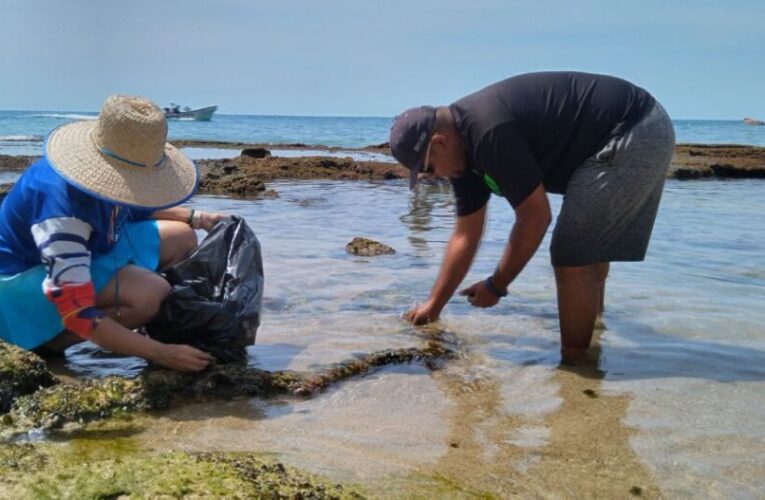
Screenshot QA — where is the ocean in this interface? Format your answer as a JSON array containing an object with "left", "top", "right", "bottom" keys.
[{"left": 1, "top": 110, "right": 764, "bottom": 157}]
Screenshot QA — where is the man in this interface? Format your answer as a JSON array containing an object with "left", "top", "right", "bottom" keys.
[{"left": 390, "top": 71, "right": 675, "bottom": 360}]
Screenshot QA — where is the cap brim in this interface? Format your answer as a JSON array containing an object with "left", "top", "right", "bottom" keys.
[{"left": 408, "top": 162, "right": 422, "bottom": 190}]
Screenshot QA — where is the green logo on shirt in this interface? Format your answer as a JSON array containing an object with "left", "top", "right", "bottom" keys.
[{"left": 473, "top": 170, "right": 501, "bottom": 195}]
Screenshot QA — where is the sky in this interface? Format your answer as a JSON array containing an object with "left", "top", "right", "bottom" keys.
[{"left": 1, "top": 0, "right": 763, "bottom": 119}]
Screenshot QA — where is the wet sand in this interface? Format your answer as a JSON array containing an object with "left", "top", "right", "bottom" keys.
[{"left": 416, "top": 342, "right": 661, "bottom": 497}]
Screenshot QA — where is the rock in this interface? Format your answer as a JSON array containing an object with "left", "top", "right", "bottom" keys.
[
  {"left": 670, "top": 144, "right": 765, "bottom": 179},
  {"left": 0, "top": 155, "right": 38, "bottom": 171},
  {"left": 345, "top": 237, "right": 396, "bottom": 256},
  {"left": 240, "top": 148, "right": 271, "bottom": 159},
  {"left": 0, "top": 341, "right": 58, "bottom": 414},
  {"left": 710, "top": 163, "right": 765, "bottom": 178},
  {"left": 199, "top": 174, "right": 267, "bottom": 196},
  {"left": 670, "top": 167, "right": 709, "bottom": 180},
  {"left": 0, "top": 183, "right": 13, "bottom": 203},
  {"left": 195, "top": 155, "right": 409, "bottom": 183}
]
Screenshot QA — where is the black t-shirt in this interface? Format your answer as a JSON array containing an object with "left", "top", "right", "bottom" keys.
[{"left": 449, "top": 71, "right": 655, "bottom": 215}]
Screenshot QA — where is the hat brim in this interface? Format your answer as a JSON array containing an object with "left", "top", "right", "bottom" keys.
[{"left": 45, "top": 120, "right": 198, "bottom": 210}]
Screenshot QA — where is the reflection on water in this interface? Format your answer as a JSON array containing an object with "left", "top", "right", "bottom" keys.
[
  {"left": 55, "top": 179, "right": 765, "bottom": 496},
  {"left": 400, "top": 181, "right": 454, "bottom": 258}
]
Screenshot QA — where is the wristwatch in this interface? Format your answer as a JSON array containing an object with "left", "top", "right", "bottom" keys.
[{"left": 484, "top": 275, "right": 508, "bottom": 298}]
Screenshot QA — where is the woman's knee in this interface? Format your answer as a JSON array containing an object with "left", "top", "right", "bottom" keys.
[
  {"left": 97, "top": 266, "right": 171, "bottom": 325},
  {"left": 157, "top": 220, "right": 197, "bottom": 268},
  {"left": 132, "top": 273, "right": 171, "bottom": 320}
]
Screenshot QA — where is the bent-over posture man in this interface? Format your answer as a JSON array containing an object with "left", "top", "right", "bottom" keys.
[{"left": 390, "top": 71, "right": 674, "bottom": 360}]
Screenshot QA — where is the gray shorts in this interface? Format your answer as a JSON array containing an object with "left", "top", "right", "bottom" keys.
[{"left": 550, "top": 102, "right": 675, "bottom": 267}]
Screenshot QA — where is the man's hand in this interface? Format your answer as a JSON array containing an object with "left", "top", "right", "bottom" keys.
[
  {"left": 459, "top": 280, "right": 501, "bottom": 308},
  {"left": 153, "top": 343, "right": 215, "bottom": 371},
  {"left": 405, "top": 299, "right": 441, "bottom": 325}
]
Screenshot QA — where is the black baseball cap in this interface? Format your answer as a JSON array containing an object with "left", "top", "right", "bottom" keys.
[{"left": 389, "top": 106, "right": 436, "bottom": 189}]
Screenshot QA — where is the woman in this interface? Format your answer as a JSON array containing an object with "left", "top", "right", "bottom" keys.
[{"left": 0, "top": 95, "right": 226, "bottom": 371}]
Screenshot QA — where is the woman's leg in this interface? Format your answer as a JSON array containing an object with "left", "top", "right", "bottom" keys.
[
  {"left": 96, "top": 265, "right": 171, "bottom": 328},
  {"left": 98, "top": 220, "right": 198, "bottom": 326},
  {"left": 38, "top": 221, "right": 197, "bottom": 354},
  {"left": 38, "top": 266, "right": 171, "bottom": 353},
  {"left": 157, "top": 220, "right": 197, "bottom": 270},
  {"left": 36, "top": 331, "right": 83, "bottom": 354}
]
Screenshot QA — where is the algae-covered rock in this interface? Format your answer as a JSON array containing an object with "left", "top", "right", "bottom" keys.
[
  {"left": 241, "top": 147, "right": 272, "bottom": 159},
  {"left": 0, "top": 154, "right": 37, "bottom": 171},
  {"left": 0, "top": 442, "right": 364, "bottom": 499},
  {"left": 0, "top": 341, "right": 57, "bottom": 414},
  {"left": 3, "top": 337, "right": 458, "bottom": 435},
  {"left": 199, "top": 170, "right": 268, "bottom": 196},
  {"left": 196, "top": 452, "right": 364, "bottom": 499},
  {"left": 0, "top": 443, "right": 48, "bottom": 472},
  {"left": 8, "top": 376, "right": 147, "bottom": 431},
  {"left": 346, "top": 237, "right": 396, "bottom": 256}
]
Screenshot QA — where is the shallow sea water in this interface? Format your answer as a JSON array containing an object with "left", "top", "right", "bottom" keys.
[{"left": 53, "top": 178, "right": 765, "bottom": 496}]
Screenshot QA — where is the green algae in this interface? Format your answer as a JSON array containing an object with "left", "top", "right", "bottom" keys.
[
  {"left": 0, "top": 341, "right": 57, "bottom": 414},
  {"left": 3, "top": 336, "right": 458, "bottom": 436},
  {"left": 387, "top": 471, "right": 500, "bottom": 499},
  {"left": 0, "top": 440, "right": 364, "bottom": 499},
  {"left": 0, "top": 442, "right": 48, "bottom": 472}
]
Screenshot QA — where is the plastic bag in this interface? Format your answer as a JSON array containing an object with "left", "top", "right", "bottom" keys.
[{"left": 145, "top": 216, "right": 264, "bottom": 362}]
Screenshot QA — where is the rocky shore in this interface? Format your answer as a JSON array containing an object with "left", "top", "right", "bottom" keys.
[
  {"left": 1, "top": 142, "right": 763, "bottom": 200},
  {"left": 0, "top": 329, "right": 458, "bottom": 497},
  {"left": 669, "top": 144, "right": 765, "bottom": 179}
]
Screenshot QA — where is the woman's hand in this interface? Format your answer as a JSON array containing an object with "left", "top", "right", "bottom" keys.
[
  {"left": 192, "top": 211, "right": 228, "bottom": 232},
  {"left": 153, "top": 343, "right": 215, "bottom": 371}
]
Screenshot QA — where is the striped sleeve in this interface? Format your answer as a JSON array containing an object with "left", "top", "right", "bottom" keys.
[{"left": 31, "top": 217, "right": 105, "bottom": 338}]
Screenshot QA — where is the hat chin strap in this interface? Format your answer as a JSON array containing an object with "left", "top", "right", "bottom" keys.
[{"left": 98, "top": 146, "right": 165, "bottom": 168}]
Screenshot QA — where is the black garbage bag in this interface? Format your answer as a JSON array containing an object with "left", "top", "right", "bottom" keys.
[{"left": 145, "top": 216, "right": 264, "bottom": 362}]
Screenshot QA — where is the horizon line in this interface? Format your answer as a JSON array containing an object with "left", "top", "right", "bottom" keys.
[{"left": 0, "top": 108, "right": 756, "bottom": 122}]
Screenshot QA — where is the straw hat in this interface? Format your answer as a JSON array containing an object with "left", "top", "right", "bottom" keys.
[{"left": 45, "top": 95, "right": 198, "bottom": 209}]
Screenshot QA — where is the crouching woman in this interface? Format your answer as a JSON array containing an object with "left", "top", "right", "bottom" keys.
[{"left": 0, "top": 95, "right": 226, "bottom": 371}]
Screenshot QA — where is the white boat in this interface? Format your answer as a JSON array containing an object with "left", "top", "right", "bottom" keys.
[{"left": 164, "top": 104, "right": 218, "bottom": 121}]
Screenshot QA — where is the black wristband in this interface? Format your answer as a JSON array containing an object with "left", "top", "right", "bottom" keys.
[{"left": 484, "top": 276, "right": 507, "bottom": 298}]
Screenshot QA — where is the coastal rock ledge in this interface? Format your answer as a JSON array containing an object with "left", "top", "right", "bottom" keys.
[{"left": 670, "top": 144, "right": 765, "bottom": 179}]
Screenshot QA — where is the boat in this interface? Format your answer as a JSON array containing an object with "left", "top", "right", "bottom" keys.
[
  {"left": 164, "top": 104, "right": 218, "bottom": 121},
  {"left": 743, "top": 117, "right": 764, "bottom": 126}
]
